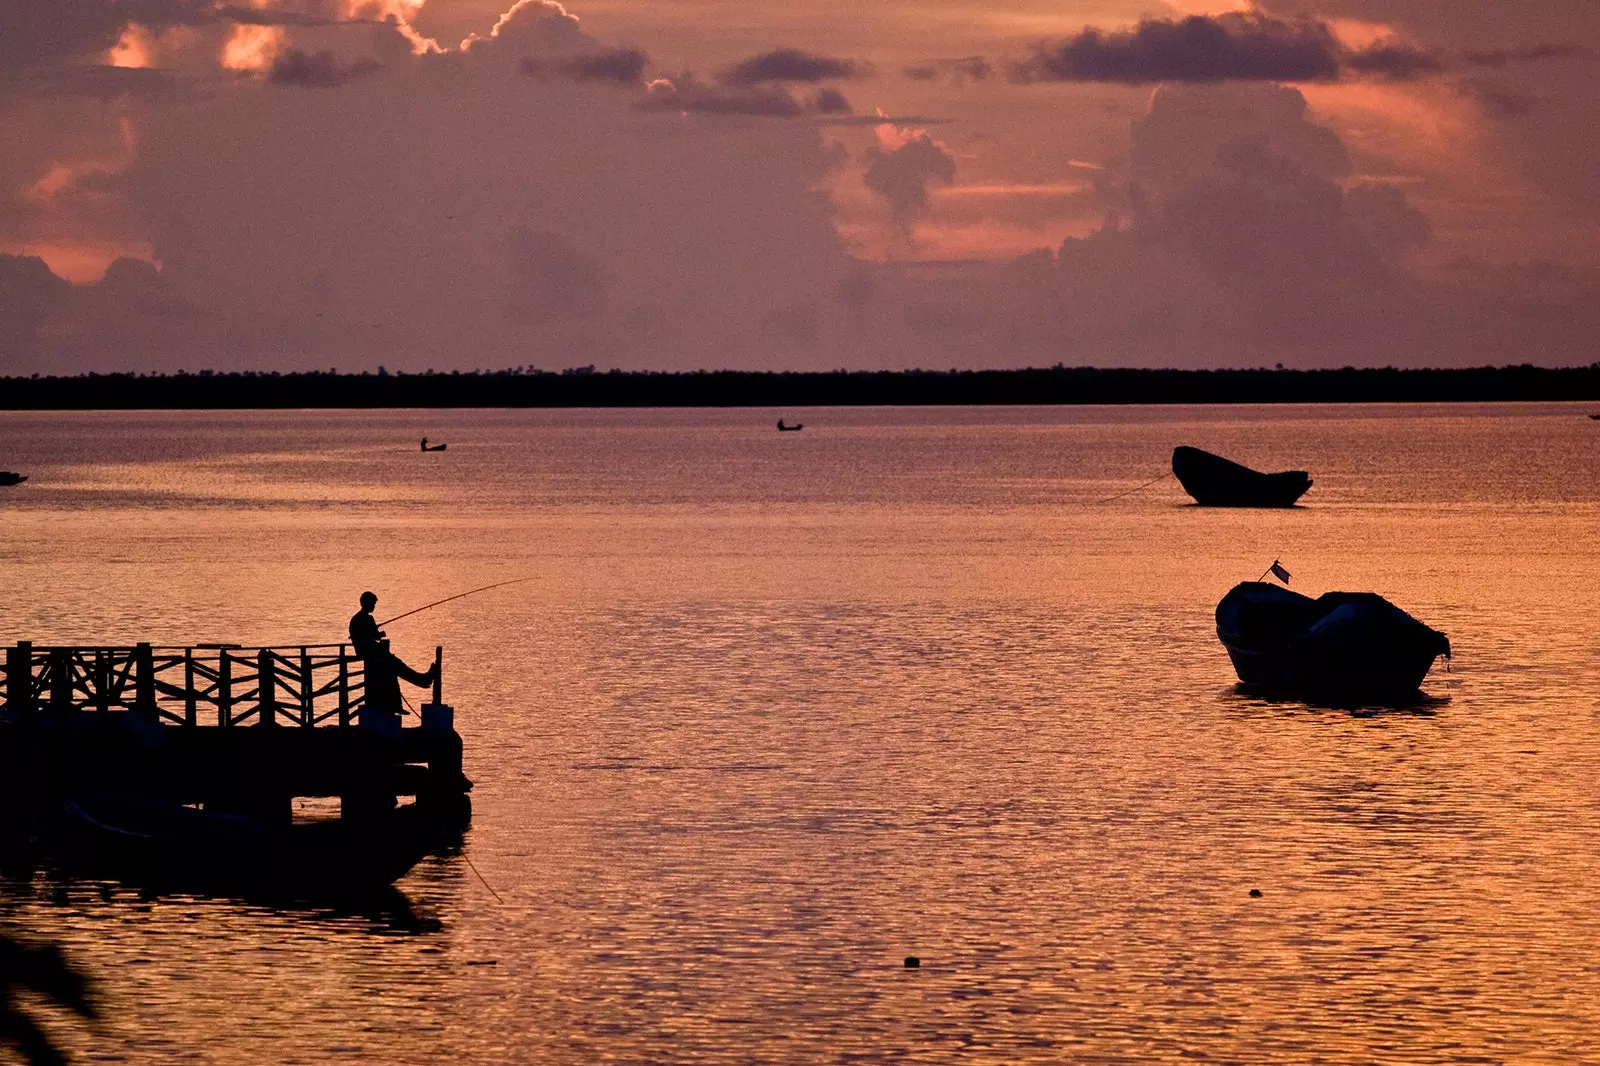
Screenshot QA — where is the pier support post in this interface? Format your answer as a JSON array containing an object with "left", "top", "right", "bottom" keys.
[
  {"left": 50, "top": 649, "right": 73, "bottom": 712},
  {"left": 5, "top": 642, "right": 34, "bottom": 713},
  {"left": 134, "top": 643, "right": 156, "bottom": 720},
  {"left": 184, "top": 649, "right": 196, "bottom": 727},
  {"left": 432, "top": 645, "right": 443, "bottom": 704},
  {"left": 258, "top": 649, "right": 276, "bottom": 727},
  {"left": 337, "top": 647, "right": 351, "bottom": 727},
  {"left": 217, "top": 651, "right": 232, "bottom": 727}
]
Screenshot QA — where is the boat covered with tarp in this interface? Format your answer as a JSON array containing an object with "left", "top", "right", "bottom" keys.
[
  {"left": 1216, "top": 581, "right": 1450, "bottom": 704},
  {"left": 1171, "top": 446, "right": 1311, "bottom": 507}
]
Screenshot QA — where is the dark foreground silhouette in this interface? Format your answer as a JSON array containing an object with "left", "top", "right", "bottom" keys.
[
  {"left": 1172, "top": 446, "right": 1312, "bottom": 507},
  {"left": 0, "top": 931, "right": 97, "bottom": 1066},
  {"left": 1216, "top": 581, "right": 1451, "bottom": 705},
  {"left": 3, "top": 364, "right": 1600, "bottom": 409}
]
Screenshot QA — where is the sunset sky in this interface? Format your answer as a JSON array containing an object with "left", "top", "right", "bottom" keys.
[{"left": 2, "top": 0, "right": 1597, "bottom": 372}]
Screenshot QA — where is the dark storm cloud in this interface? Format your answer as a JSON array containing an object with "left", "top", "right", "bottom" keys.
[
  {"left": 1463, "top": 43, "right": 1589, "bottom": 68},
  {"left": 521, "top": 47, "right": 649, "bottom": 87},
  {"left": 1012, "top": 14, "right": 1345, "bottom": 84},
  {"left": 267, "top": 49, "right": 381, "bottom": 88},
  {"left": 718, "top": 48, "right": 869, "bottom": 86},
  {"left": 1343, "top": 43, "right": 1443, "bottom": 79}
]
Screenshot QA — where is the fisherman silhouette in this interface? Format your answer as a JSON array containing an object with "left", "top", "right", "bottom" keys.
[{"left": 350, "top": 591, "right": 436, "bottom": 714}]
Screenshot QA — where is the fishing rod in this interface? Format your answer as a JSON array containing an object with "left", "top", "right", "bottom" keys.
[{"left": 378, "top": 577, "right": 534, "bottom": 628}]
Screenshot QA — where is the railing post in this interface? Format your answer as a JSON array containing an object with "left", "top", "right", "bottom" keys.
[
  {"left": 218, "top": 650, "right": 232, "bottom": 727},
  {"left": 258, "top": 649, "right": 276, "bottom": 727},
  {"left": 94, "top": 650, "right": 110, "bottom": 712},
  {"left": 184, "top": 649, "right": 196, "bottom": 727},
  {"left": 337, "top": 646, "right": 350, "bottom": 726},
  {"left": 50, "top": 649, "right": 73, "bottom": 712},
  {"left": 133, "top": 643, "right": 156, "bottom": 719},
  {"left": 432, "top": 646, "right": 443, "bottom": 704},
  {"left": 300, "top": 646, "right": 312, "bottom": 727},
  {"left": 5, "top": 642, "right": 34, "bottom": 713}
]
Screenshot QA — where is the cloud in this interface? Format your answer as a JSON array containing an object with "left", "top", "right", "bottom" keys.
[
  {"left": 1463, "top": 43, "right": 1589, "bottom": 68},
  {"left": 216, "top": 6, "right": 376, "bottom": 29},
  {"left": 904, "top": 56, "right": 991, "bottom": 83},
  {"left": 1343, "top": 43, "right": 1444, "bottom": 79},
  {"left": 1456, "top": 76, "right": 1534, "bottom": 119},
  {"left": 863, "top": 129, "right": 955, "bottom": 222},
  {"left": 267, "top": 49, "right": 381, "bottom": 87},
  {"left": 1013, "top": 14, "right": 1344, "bottom": 84},
  {"left": 813, "top": 87, "right": 851, "bottom": 114},
  {"left": 640, "top": 75, "right": 813, "bottom": 117},
  {"left": 521, "top": 46, "right": 647, "bottom": 87},
  {"left": 0, "top": 0, "right": 212, "bottom": 69},
  {"left": 718, "top": 48, "right": 869, "bottom": 86},
  {"left": 506, "top": 226, "right": 604, "bottom": 323}
]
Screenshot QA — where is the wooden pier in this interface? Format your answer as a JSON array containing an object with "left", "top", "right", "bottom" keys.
[{"left": 0, "top": 641, "right": 470, "bottom": 832}]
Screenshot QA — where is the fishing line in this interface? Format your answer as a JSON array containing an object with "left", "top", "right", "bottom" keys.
[
  {"left": 463, "top": 852, "right": 505, "bottom": 904},
  {"left": 1097, "top": 472, "right": 1171, "bottom": 504},
  {"left": 378, "top": 577, "right": 535, "bottom": 628}
]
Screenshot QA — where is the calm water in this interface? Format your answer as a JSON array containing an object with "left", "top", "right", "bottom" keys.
[{"left": 1, "top": 404, "right": 1598, "bottom": 1064}]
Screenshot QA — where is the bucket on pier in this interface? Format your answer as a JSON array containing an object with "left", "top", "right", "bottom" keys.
[{"left": 420, "top": 703, "right": 454, "bottom": 733}]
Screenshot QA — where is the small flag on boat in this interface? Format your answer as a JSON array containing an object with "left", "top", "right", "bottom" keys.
[{"left": 1269, "top": 560, "right": 1291, "bottom": 584}]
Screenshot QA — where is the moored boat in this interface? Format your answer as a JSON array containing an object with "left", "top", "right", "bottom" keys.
[
  {"left": 1216, "top": 581, "right": 1450, "bottom": 704},
  {"left": 0, "top": 472, "right": 26, "bottom": 486},
  {"left": 59, "top": 793, "right": 443, "bottom": 895},
  {"left": 1171, "top": 446, "right": 1310, "bottom": 507}
]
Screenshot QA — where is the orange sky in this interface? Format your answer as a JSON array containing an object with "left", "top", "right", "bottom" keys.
[{"left": 1, "top": 0, "right": 1596, "bottom": 371}]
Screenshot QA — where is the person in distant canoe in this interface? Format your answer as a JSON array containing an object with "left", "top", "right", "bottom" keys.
[{"left": 350, "top": 591, "right": 436, "bottom": 713}]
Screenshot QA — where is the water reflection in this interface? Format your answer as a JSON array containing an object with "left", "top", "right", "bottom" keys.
[{"left": 1, "top": 405, "right": 1598, "bottom": 1063}]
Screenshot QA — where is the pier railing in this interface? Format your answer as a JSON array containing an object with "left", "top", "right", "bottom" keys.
[{"left": 1, "top": 642, "right": 443, "bottom": 727}]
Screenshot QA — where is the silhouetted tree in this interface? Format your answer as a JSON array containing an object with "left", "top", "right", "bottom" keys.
[{"left": 0, "top": 931, "right": 97, "bottom": 1065}]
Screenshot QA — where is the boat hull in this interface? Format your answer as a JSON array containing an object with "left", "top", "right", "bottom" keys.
[
  {"left": 1172, "top": 446, "right": 1310, "bottom": 507},
  {"left": 58, "top": 795, "right": 443, "bottom": 895},
  {"left": 1216, "top": 581, "right": 1449, "bottom": 704},
  {"left": 0, "top": 472, "right": 26, "bottom": 486}
]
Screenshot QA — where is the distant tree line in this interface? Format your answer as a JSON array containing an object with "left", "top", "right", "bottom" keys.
[{"left": 2, "top": 364, "right": 1599, "bottom": 409}]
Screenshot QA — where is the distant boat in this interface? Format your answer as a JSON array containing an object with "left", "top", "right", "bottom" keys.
[
  {"left": 60, "top": 793, "right": 442, "bottom": 894},
  {"left": 420, "top": 438, "right": 447, "bottom": 452},
  {"left": 1171, "top": 446, "right": 1311, "bottom": 507},
  {"left": 1590, "top": 414, "right": 1600, "bottom": 421},
  {"left": 776, "top": 420, "right": 803, "bottom": 432},
  {"left": 1216, "top": 581, "right": 1450, "bottom": 704},
  {"left": 0, "top": 472, "right": 25, "bottom": 486}
]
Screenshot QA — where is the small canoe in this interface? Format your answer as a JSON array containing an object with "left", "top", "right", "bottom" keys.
[
  {"left": 0, "top": 472, "right": 26, "bottom": 486},
  {"left": 1172, "top": 446, "right": 1310, "bottom": 507},
  {"left": 59, "top": 794, "right": 442, "bottom": 895},
  {"left": 1216, "top": 581, "right": 1450, "bottom": 704}
]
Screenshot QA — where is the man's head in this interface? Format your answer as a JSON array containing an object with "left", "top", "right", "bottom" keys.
[{"left": 360, "top": 591, "right": 378, "bottom": 610}]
